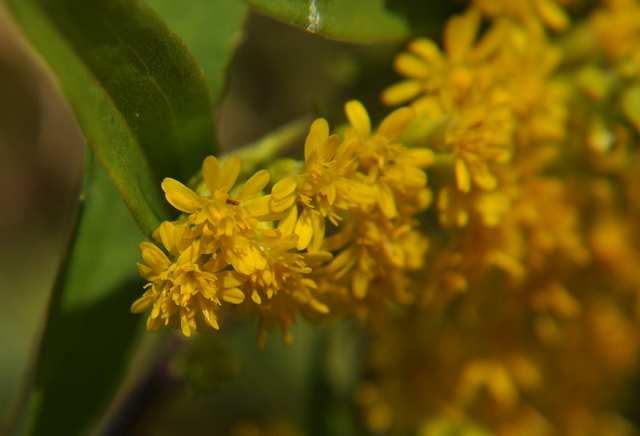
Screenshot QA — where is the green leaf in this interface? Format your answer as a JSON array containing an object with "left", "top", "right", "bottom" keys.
[
  {"left": 5, "top": 1, "right": 249, "bottom": 434},
  {"left": 246, "top": 0, "right": 456, "bottom": 43},
  {"left": 5, "top": 0, "right": 217, "bottom": 235},
  {"left": 146, "top": 0, "right": 248, "bottom": 103},
  {"left": 12, "top": 152, "right": 144, "bottom": 436}
]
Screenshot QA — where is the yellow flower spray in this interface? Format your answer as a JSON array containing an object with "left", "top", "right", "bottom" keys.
[{"left": 131, "top": 0, "right": 640, "bottom": 433}]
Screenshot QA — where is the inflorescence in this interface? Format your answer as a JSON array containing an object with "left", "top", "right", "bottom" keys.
[{"left": 132, "top": 0, "right": 640, "bottom": 433}]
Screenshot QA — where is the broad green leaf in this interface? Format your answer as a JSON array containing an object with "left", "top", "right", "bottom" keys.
[
  {"left": 146, "top": 0, "right": 248, "bottom": 103},
  {"left": 5, "top": 1, "right": 248, "bottom": 434},
  {"left": 246, "top": 0, "right": 457, "bottom": 43},
  {"left": 5, "top": 0, "right": 217, "bottom": 235},
  {"left": 12, "top": 152, "right": 143, "bottom": 436}
]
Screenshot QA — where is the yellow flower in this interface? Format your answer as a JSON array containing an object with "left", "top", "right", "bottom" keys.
[
  {"left": 321, "top": 212, "right": 428, "bottom": 302},
  {"left": 131, "top": 222, "right": 245, "bottom": 337},
  {"left": 590, "top": 0, "right": 640, "bottom": 65},
  {"left": 302, "top": 101, "right": 433, "bottom": 303},
  {"left": 133, "top": 155, "right": 330, "bottom": 338},
  {"left": 269, "top": 118, "right": 377, "bottom": 251},
  {"left": 495, "top": 26, "right": 568, "bottom": 147},
  {"left": 382, "top": 8, "right": 505, "bottom": 109},
  {"left": 344, "top": 100, "right": 434, "bottom": 217},
  {"left": 474, "top": 0, "right": 570, "bottom": 31},
  {"left": 442, "top": 89, "right": 514, "bottom": 193}
]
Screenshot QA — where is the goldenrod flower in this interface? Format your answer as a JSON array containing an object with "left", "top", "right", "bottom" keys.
[
  {"left": 123, "top": 1, "right": 640, "bottom": 433},
  {"left": 344, "top": 100, "right": 434, "bottom": 217},
  {"left": 590, "top": 0, "right": 640, "bottom": 65},
  {"left": 474, "top": 0, "right": 570, "bottom": 31},
  {"left": 301, "top": 101, "right": 433, "bottom": 302},
  {"left": 382, "top": 8, "right": 504, "bottom": 109},
  {"left": 269, "top": 118, "right": 377, "bottom": 251},
  {"left": 131, "top": 222, "right": 245, "bottom": 337},
  {"left": 323, "top": 215, "right": 428, "bottom": 301},
  {"left": 133, "top": 155, "right": 329, "bottom": 338}
]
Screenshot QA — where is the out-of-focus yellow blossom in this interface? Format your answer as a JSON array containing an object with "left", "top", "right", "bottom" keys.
[
  {"left": 383, "top": 9, "right": 568, "bottom": 200},
  {"left": 315, "top": 101, "right": 431, "bottom": 303},
  {"left": 130, "top": 0, "right": 640, "bottom": 433},
  {"left": 590, "top": 0, "right": 640, "bottom": 66},
  {"left": 382, "top": 8, "right": 504, "bottom": 109},
  {"left": 359, "top": 2, "right": 640, "bottom": 435},
  {"left": 343, "top": 100, "right": 434, "bottom": 216},
  {"left": 473, "top": 0, "right": 571, "bottom": 31}
]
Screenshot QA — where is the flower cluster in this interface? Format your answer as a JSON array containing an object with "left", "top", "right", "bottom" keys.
[
  {"left": 131, "top": 101, "right": 430, "bottom": 341},
  {"left": 132, "top": 0, "right": 640, "bottom": 434},
  {"left": 358, "top": 1, "right": 640, "bottom": 435}
]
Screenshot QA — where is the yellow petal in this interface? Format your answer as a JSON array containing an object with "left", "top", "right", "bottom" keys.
[
  {"left": 200, "top": 307, "right": 220, "bottom": 330},
  {"left": 409, "top": 38, "right": 443, "bottom": 63},
  {"left": 152, "top": 221, "right": 184, "bottom": 255},
  {"left": 236, "top": 169, "right": 270, "bottom": 201},
  {"left": 470, "top": 162, "right": 498, "bottom": 191},
  {"left": 221, "top": 271, "right": 243, "bottom": 288},
  {"left": 270, "top": 193, "right": 297, "bottom": 214},
  {"left": 294, "top": 208, "right": 314, "bottom": 250},
  {"left": 244, "top": 195, "right": 272, "bottom": 218},
  {"left": 202, "top": 155, "right": 221, "bottom": 194},
  {"left": 406, "top": 148, "right": 435, "bottom": 167},
  {"left": 219, "top": 156, "right": 241, "bottom": 193},
  {"left": 153, "top": 221, "right": 173, "bottom": 253},
  {"left": 222, "top": 288, "right": 245, "bottom": 305},
  {"left": 412, "top": 96, "right": 443, "bottom": 117},
  {"left": 309, "top": 299, "right": 330, "bottom": 314},
  {"left": 271, "top": 176, "right": 298, "bottom": 200},
  {"left": 378, "top": 106, "right": 415, "bottom": 139},
  {"left": 304, "top": 118, "right": 330, "bottom": 162},
  {"left": 161, "top": 178, "right": 203, "bottom": 213},
  {"left": 535, "top": 0, "right": 569, "bottom": 31},
  {"left": 304, "top": 250, "right": 333, "bottom": 265},
  {"left": 323, "top": 225, "right": 354, "bottom": 252},
  {"left": 180, "top": 313, "right": 194, "bottom": 337},
  {"left": 130, "top": 292, "right": 154, "bottom": 313},
  {"left": 327, "top": 247, "right": 356, "bottom": 277},
  {"left": 345, "top": 100, "right": 371, "bottom": 137},
  {"left": 251, "top": 290, "right": 262, "bottom": 304},
  {"left": 309, "top": 211, "right": 326, "bottom": 252},
  {"left": 137, "top": 263, "right": 153, "bottom": 279},
  {"left": 394, "top": 53, "right": 430, "bottom": 79},
  {"left": 278, "top": 205, "right": 298, "bottom": 235},
  {"left": 146, "top": 314, "right": 162, "bottom": 331},
  {"left": 455, "top": 159, "right": 471, "bottom": 193},
  {"left": 378, "top": 184, "right": 398, "bottom": 218},
  {"left": 321, "top": 135, "right": 340, "bottom": 162},
  {"left": 381, "top": 80, "right": 423, "bottom": 106},
  {"left": 353, "top": 272, "right": 370, "bottom": 299},
  {"left": 140, "top": 241, "right": 170, "bottom": 273},
  {"left": 444, "top": 8, "right": 480, "bottom": 62},
  {"left": 473, "top": 20, "right": 508, "bottom": 61}
]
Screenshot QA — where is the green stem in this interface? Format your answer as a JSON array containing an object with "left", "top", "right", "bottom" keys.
[
  {"left": 227, "top": 116, "right": 311, "bottom": 175},
  {"left": 188, "top": 116, "right": 311, "bottom": 189}
]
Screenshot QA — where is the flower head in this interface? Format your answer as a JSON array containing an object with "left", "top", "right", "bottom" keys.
[
  {"left": 474, "top": 0, "right": 570, "bottom": 31},
  {"left": 131, "top": 222, "right": 245, "bottom": 336},
  {"left": 133, "top": 155, "right": 329, "bottom": 338}
]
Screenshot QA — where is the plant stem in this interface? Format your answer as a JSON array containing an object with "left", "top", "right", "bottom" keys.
[{"left": 188, "top": 116, "right": 311, "bottom": 188}]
